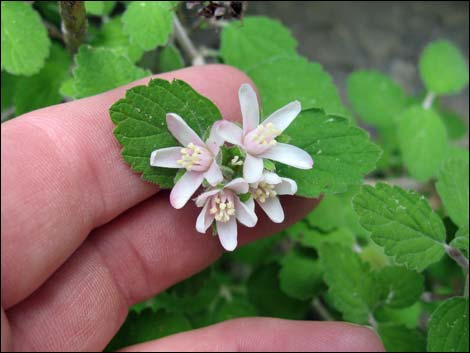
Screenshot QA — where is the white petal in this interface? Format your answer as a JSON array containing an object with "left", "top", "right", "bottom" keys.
[
  {"left": 217, "top": 218, "right": 238, "bottom": 251},
  {"left": 259, "top": 143, "right": 313, "bottom": 169},
  {"left": 215, "top": 120, "right": 243, "bottom": 146},
  {"left": 257, "top": 197, "right": 285, "bottom": 223},
  {"left": 170, "top": 171, "right": 205, "bottom": 209},
  {"left": 166, "top": 113, "right": 204, "bottom": 147},
  {"left": 239, "top": 83, "right": 260, "bottom": 134},
  {"left": 196, "top": 202, "right": 214, "bottom": 233},
  {"left": 195, "top": 189, "right": 220, "bottom": 207},
  {"left": 149, "top": 147, "right": 181, "bottom": 168},
  {"left": 262, "top": 100, "right": 301, "bottom": 132},
  {"left": 245, "top": 196, "right": 255, "bottom": 212},
  {"left": 243, "top": 154, "right": 264, "bottom": 183},
  {"left": 225, "top": 178, "right": 249, "bottom": 194},
  {"left": 204, "top": 161, "right": 223, "bottom": 186},
  {"left": 276, "top": 177, "right": 298, "bottom": 195},
  {"left": 262, "top": 171, "right": 282, "bottom": 185},
  {"left": 234, "top": 197, "right": 257, "bottom": 227}
]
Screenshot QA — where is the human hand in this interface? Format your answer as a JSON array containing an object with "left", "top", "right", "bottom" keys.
[{"left": 1, "top": 65, "right": 384, "bottom": 352}]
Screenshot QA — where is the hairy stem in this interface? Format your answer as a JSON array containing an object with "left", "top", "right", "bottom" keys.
[
  {"left": 445, "top": 245, "right": 469, "bottom": 271},
  {"left": 173, "top": 15, "right": 205, "bottom": 66},
  {"left": 58, "top": 1, "right": 87, "bottom": 54},
  {"left": 422, "top": 91, "right": 435, "bottom": 110}
]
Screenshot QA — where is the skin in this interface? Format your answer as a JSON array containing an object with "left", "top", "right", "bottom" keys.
[{"left": 1, "top": 64, "right": 385, "bottom": 352}]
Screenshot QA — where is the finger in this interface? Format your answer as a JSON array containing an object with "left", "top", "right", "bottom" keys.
[
  {"left": 1, "top": 64, "right": 253, "bottom": 308},
  {"left": 7, "top": 194, "right": 318, "bottom": 352},
  {"left": 120, "top": 318, "right": 384, "bottom": 352}
]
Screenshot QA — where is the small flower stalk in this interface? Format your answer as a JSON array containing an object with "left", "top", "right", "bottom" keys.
[{"left": 150, "top": 84, "right": 313, "bottom": 251}]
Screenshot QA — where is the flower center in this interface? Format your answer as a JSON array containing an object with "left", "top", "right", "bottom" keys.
[
  {"left": 210, "top": 195, "right": 235, "bottom": 223},
  {"left": 251, "top": 122, "right": 281, "bottom": 146},
  {"left": 252, "top": 182, "right": 277, "bottom": 203},
  {"left": 177, "top": 143, "right": 211, "bottom": 171}
]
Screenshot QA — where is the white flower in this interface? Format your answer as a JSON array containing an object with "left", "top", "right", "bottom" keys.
[
  {"left": 215, "top": 83, "right": 313, "bottom": 183},
  {"left": 150, "top": 113, "right": 223, "bottom": 209},
  {"left": 248, "top": 171, "right": 297, "bottom": 223},
  {"left": 195, "top": 178, "right": 257, "bottom": 251}
]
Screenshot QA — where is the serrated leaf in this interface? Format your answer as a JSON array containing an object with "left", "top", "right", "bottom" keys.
[
  {"left": 427, "top": 297, "right": 469, "bottom": 352},
  {"left": 14, "top": 44, "right": 71, "bottom": 115},
  {"left": 105, "top": 309, "right": 191, "bottom": 352},
  {"left": 228, "top": 232, "right": 282, "bottom": 266},
  {"left": 378, "top": 324, "right": 426, "bottom": 352},
  {"left": 72, "top": 46, "right": 150, "bottom": 99},
  {"left": 353, "top": 183, "right": 446, "bottom": 271},
  {"left": 450, "top": 224, "right": 469, "bottom": 258},
  {"left": 397, "top": 105, "right": 448, "bottom": 181},
  {"left": 319, "top": 244, "right": 379, "bottom": 324},
  {"left": 276, "top": 109, "right": 381, "bottom": 198},
  {"left": 91, "top": 17, "right": 144, "bottom": 63},
  {"left": 59, "top": 76, "right": 77, "bottom": 98},
  {"left": 375, "top": 302, "right": 422, "bottom": 329},
  {"left": 436, "top": 154, "right": 469, "bottom": 227},
  {"left": 122, "top": 1, "right": 174, "bottom": 51},
  {"left": 158, "top": 45, "right": 184, "bottom": 72},
  {"left": 85, "top": 1, "right": 116, "bottom": 15},
  {"left": 246, "top": 55, "right": 349, "bottom": 117},
  {"left": 210, "top": 297, "right": 258, "bottom": 323},
  {"left": 376, "top": 266, "right": 424, "bottom": 308},
  {"left": 347, "top": 70, "right": 407, "bottom": 127},
  {"left": 1, "top": 1, "right": 50, "bottom": 76},
  {"left": 110, "top": 79, "right": 221, "bottom": 188},
  {"left": 220, "top": 16, "right": 297, "bottom": 71},
  {"left": 287, "top": 222, "right": 356, "bottom": 250},
  {"left": 419, "top": 40, "right": 469, "bottom": 95},
  {"left": 1, "top": 71, "right": 17, "bottom": 113},
  {"left": 279, "top": 250, "right": 324, "bottom": 300}
]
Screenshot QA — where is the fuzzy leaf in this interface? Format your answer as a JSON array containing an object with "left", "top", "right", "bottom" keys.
[{"left": 376, "top": 266, "right": 424, "bottom": 308}]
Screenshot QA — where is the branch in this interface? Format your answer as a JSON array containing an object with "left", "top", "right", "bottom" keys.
[
  {"left": 58, "top": 1, "right": 87, "bottom": 54},
  {"left": 445, "top": 245, "right": 469, "bottom": 271},
  {"left": 173, "top": 15, "right": 205, "bottom": 66}
]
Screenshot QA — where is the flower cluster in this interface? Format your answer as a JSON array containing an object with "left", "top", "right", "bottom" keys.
[{"left": 150, "top": 84, "right": 313, "bottom": 251}]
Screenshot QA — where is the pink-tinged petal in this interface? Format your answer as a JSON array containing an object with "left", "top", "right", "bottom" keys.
[
  {"left": 166, "top": 113, "right": 204, "bottom": 147},
  {"left": 225, "top": 178, "right": 249, "bottom": 194},
  {"left": 239, "top": 83, "right": 260, "bottom": 134},
  {"left": 196, "top": 202, "right": 214, "bottom": 233},
  {"left": 204, "top": 161, "right": 223, "bottom": 186},
  {"left": 234, "top": 197, "right": 257, "bottom": 227},
  {"left": 262, "top": 100, "right": 301, "bottom": 132},
  {"left": 195, "top": 189, "right": 220, "bottom": 207},
  {"left": 276, "top": 177, "right": 298, "bottom": 195},
  {"left": 217, "top": 218, "right": 238, "bottom": 251},
  {"left": 149, "top": 147, "right": 181, "bottom": 168},
  {"left": 259, "top": 143, "right": 313, "bottom": 169},
  {"left": 170, "top": 171, "right": 205, "bottom": 209},
  {"left": 208, "top": 122, "right": 225, "bottom": 148},
  {"left": 215, "top": 120, "right": 243, "bottom": 146},
  {"left": 257, "top": 197, "right": 285, "bottom": 223},
  {"left": 243, "top": 154, "right": 264, "bottom": 183},
  {"left": 262, "top": 172, "right": 282, "bottom": 185}
]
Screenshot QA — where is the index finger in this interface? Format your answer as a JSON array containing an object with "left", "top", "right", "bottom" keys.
[{"left": 1, "top": 64, "right": 255, "bottom": 308}]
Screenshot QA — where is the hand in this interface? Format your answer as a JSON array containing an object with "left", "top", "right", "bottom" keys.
[{"left": 1, "top": 65, "right": 384, "bottom": 352}]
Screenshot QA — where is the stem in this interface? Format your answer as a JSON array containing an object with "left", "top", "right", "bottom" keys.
[
  {"left": 43, "top": 20, "right": 63, "bottom": 41},
  {"left": 367, "top": 312, "right": 378, "bottom": 332},
  {"left": 312, "top": 298, "right": 334, "bottom": 321},
  {"left": 445, "top": 245, "right": 469, "bottom": 271},
  {"left": 58, "top": 1, "right": 87, "bottom": 54},
  {"left": 422, "top": 91, "right": 435, "bottom": 110},
  {"left": 173, "top": 15, "right": 205, "bottom": 66}
]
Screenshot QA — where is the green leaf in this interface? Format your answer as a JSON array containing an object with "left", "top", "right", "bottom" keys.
[
  {"left": 450, "top": 224, "right": 469, "bottom": 257},
  {"left": 277, "top": 109, "right": 381, "bottom": 198},
  {"left": 397, "top": 105, "right": 448, "bottom": 181},
  {"left": 210, "top": 297, "right": 258, "bottom": 323},
  {"left": 85, "top": 1, "right": 116, "bottom": 15},
  {"left": 347, "top": 70, "right": 407, "bottom": 127},
  {"left": 246, "top": 55, "right": 349, "bottom": 117},
  {"left": 1, "top": 71, "right": 18, "bottom": 113},
  {"left": 59, "top": 76, "right": 77, "bottom": 98},
  {"left": 14, "top": 44, "right": 71, "bottom": 115},
  {"left": 220, "top": 16, "right": 297, "bottom": 71},
  {"left": 158, "top": 45, "right": 185, "bottom": 72},
  {"left": 288, "top": 225, "right": 356, "bottom": 250},
  {"left": 1, "top": 1, "right": 50, "bottom": 76},
  {"left": 319, "top": 244, "right": 379, "bottom": 324},
  {"left": 436, "top": 154, "right": 469, "bottom": 227},
  {"left": 106, "top": 309, "right": 191, "bottom": 351},
  {"left": 439, "top": 109, "right": 468, "bottom": 140},
  {"left": 110, "top": 79, "right": 222, "bottom": 188},
  {"left": 228, "top": 233, "right": 282, "bottom": 266},
  {"left": 72, "top": 46, "right": 149, "bottom": 99},
  {"left": 427, "top": 297, "right": 469, "bottom": 352},
  {"left": 353, "top": 183, "right": 446, "bottom": 271},
  {"left": 376, "top": 266, "right": 424, "bottom": 308},
  {"left": 91, "top": 17, "right": 144, "bottom": 63},
  {"left": 247, "top": 264, "right": 310, "bottom": 319},
  {"left": 419, "top": 40, "right": 469, "bottom": 95},
  {"left": 375, "top": 302, "right": 422, "bottom": 329},
  {"left": 378, "top": 324, "right": 426, "bottom": 352},
  {"left": 122, "top": 1, "right": 174, "bottom": 51},
  {"left": 279, "top": 250, "right": 324, "bottom": 300}
]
